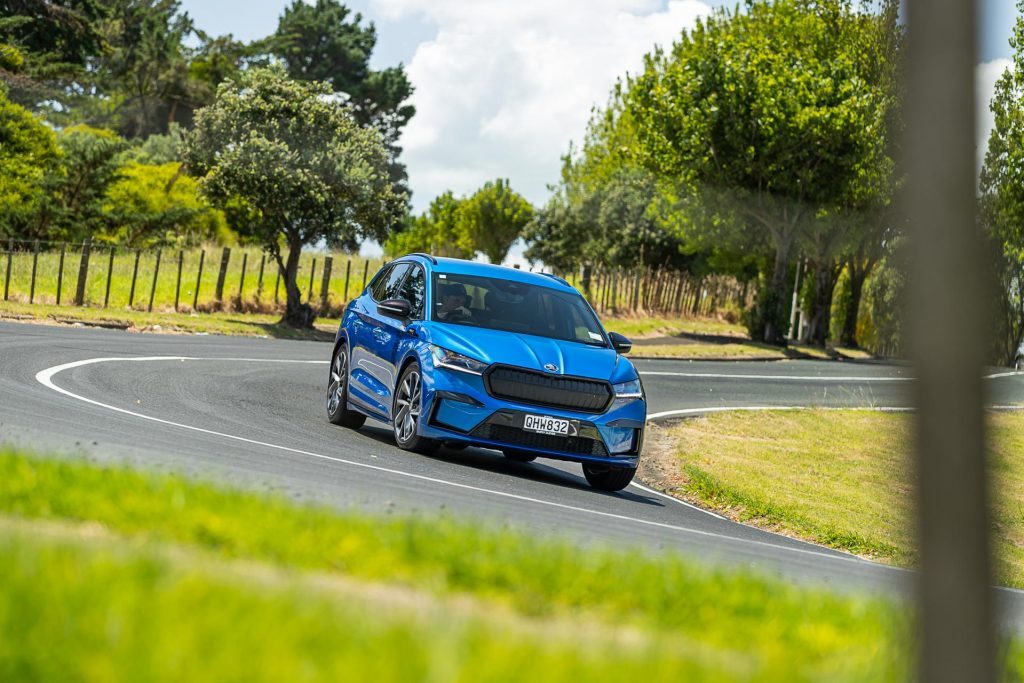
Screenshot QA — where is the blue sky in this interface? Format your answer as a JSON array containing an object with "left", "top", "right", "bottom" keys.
[{"left": 179, "top": 0, "right": 1020, "bottom": 247}]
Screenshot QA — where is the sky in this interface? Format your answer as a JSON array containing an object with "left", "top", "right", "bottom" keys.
[{"left": 179, "top": 0, "right": 1020, "bottom": 259}]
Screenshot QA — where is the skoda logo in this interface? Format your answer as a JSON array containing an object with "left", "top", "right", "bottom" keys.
[{"left": 543, "top": 363, "right": 558, "bottom": 373}]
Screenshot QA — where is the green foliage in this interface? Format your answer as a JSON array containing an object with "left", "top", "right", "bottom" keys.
[
  {"left": 457, "top": 179, "right": 534, "bottom": 264},
  {"left": 265, "top": 0, "right": 414, "bottom": 194},
  {"left": 0, "top": 0, "right": 108, "bottom": 109},
  {"left": 980, "top": 0, "right": 1024, "bottom": 366},
  {"left": 183, "top": 65, "right": 404, "bottom": 325},
  {"left": 624, "top": 0, "right": 899, "bottom": 343},
  {"left": 102, "top": 162, "right": 227, "bottom": 246},
  {"left": 31, "top": 123, "right": 127, "bottom": 242},
  {"left": 0, "top": 85, "right": 59, "bottom": 237},
  {"left": 0, "top": 450, "right": 913, "bottom": 681},
  {"left": 384, "top": 191, "right": 473, "bottom": 258}
]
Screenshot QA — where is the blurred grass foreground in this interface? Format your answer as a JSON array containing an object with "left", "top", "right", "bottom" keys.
[{"left": 0, "top": 449, "right": 919, "bottom": 682}]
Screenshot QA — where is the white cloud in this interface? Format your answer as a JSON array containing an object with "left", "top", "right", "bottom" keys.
[
  {"left": 977, "top": 58, "right": 1013, "bottom": 171},
  {"left": 372, "top": 0, "right": 712, "bottom": 212}
]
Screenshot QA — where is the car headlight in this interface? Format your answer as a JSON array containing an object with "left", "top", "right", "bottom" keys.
[
  {"left": 612, "top": 378, "right": 643, "bottom": 399},
  {"left": 430, "top": 345, "right": 489, "bottom": 375}
]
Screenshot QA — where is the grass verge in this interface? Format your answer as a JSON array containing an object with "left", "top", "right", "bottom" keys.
[
  {"left": 0, "top": 301, "right": 338, "bottom": 340},
  {"left": 602, "top": 315, "right": 748, "bottom": 339},
  {"left": 0, "top": 448, "right": 912, "bottom": 681},
  {"left": 654, "top": 409, "right": 1024, "bottom": 586}
]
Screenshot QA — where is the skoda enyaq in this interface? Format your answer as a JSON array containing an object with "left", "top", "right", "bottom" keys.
[{"left": 326, "top": 254, "right": 646, "bottom": 491}]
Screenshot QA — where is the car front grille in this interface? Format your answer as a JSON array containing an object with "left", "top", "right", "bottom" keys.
[
  {"left": 484, "top": 365, "right": 612, "bottom": 413},
  {"left": 472, "top": 423, "right": 609, "bottom": 457}
]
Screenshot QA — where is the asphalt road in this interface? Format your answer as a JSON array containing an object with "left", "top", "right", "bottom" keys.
[{"left": 3, "top": 321, "right": 1024, "bottom": 623}]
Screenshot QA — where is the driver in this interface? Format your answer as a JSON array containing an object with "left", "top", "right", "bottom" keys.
[{"left": 437, "top": 284, "right": 473, "bottom": 321}]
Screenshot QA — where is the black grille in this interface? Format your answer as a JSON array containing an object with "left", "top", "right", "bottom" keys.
[
  {"left": 473, "top": 423, "right": 608, "bottom": 456},
  {"left": 484, "top": 366, "right": 612, "bottom": 413}
]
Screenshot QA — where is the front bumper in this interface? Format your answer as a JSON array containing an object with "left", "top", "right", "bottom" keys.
[{"left": 417, "top": 363, "right": 645, "bottom": 468}]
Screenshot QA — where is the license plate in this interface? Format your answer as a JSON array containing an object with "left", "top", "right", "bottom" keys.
[{"left": 523, "top": 414, "right": 570, "bottom": 436}]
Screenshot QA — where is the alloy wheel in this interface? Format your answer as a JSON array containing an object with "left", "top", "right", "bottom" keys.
[
  {"left": 327, "top": 349, "right": 347, "bottom": 415},
  {"left": 394, "top": 369, "right": 422, "bottom": 444}
]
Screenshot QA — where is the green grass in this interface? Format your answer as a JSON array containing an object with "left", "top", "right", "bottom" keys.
[
  {"left": 601, "top": 315, "right": 748, "bottom": 339},
  {"left": 662, "top": 410, "right": 1024, "bottom": 585},
  {"left": 629, "top": 342, "right": 789, "bottom": 359},
  {"left": 0, "top": 300, "right": 339, "bottom": 340},
  {"left": 1, "top": 245, "right": 385, "bottom": 315},
  {"left": 0, "top": 449, "right": 913, "bottom": 681}
]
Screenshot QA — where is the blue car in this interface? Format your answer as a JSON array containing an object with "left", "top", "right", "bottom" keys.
[{"left": 326, "top": 253, "right": 646, "bottom": 491}]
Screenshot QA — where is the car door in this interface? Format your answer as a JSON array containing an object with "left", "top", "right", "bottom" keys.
[
  {"left": 369, "top": 263, "right": 428, "bottom": 420},
  {"left": 349, "top": 263, "right": 410, "bottom": 417}
]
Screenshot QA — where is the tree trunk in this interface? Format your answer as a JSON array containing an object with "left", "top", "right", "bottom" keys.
[
  {"left": 763, "top": 238, "right": 793, "bottom": 346},
  {"left": 841, "top": 260, "right": 869, "bottom": 347},
  {"left": 805, "top": 260, "right": 841, "bottom": 347},
  {"left": 277, "top": 241, "right": 315, "bottom": 328}
]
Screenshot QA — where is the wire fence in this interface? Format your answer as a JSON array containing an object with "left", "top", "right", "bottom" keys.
[
  {"left": 553, "top": 265, "right": 754, "bottom": 319},
  {"left": 0, "top": 238, "right": 752, "bottom": 320},
  {"left": 1, "top": 239, "right": 387, "bottom": 318}
]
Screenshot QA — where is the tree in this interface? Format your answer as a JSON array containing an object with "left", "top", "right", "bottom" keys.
[
  {"left": 32, "top": 124, "right": 127, "bottom": 242},
  {"left": 0, "top": 0, "right": 108, "bottom": 110},
  {"left": 626, "top": 0, "right": 897, "bottom": 344},
  {"left": 0, "top": 84, "right": 59, "bottom": 237},
  {"left": 102, "top": 161, "right": 228, "bottom": 246},
  {"left": 89, "top": 0, "right": 199, "bottom": 138},
  {"left": 384, "top": 191, "right": 473, "bottom": 258},
  {"left": 457, "top": 179, "right": 534, "bottom": 264},
  {"left": 264, "top": 0, "right": 414, "bottom": 196},
  {"left": 183, "top": 66, "right": 404, "bottom": 327},
  {"left": 980, "top": 0, "right": 1024, "bottom": 366}
]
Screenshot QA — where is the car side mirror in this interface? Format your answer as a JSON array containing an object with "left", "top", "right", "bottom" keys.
[
  {"left": 608, "top": 331, "right": 632, "bottom": 354},
  {"left": 378, "top": 298, "right": 412, "bottom": 319}
]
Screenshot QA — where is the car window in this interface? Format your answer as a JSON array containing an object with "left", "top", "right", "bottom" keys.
[
  {"left": 371, "top": 263, "right": 410, "bottom": 302},
  {"left": 431, "top": 272, "right": 607, "bottom": 346},
  {"left": 369, "top": 265, "right": 393, "bottom": 300},
  {"left": 396, "top": 265, "right": 426, "bottom": 318}
]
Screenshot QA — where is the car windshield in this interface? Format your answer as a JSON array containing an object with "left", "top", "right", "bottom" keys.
[{"left": 431, "top": 273, "right": 607, "bottom": 346}]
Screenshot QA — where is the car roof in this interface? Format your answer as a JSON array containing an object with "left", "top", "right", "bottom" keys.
[{"left": 397, "top": 254, "right": 575, "bottom": 293}]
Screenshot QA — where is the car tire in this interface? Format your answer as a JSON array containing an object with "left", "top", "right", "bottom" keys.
[
  {"left": 502, "top": 449, "right": 537, "bottom": 463},
  {"left": 393, "top": 362, "right": 440, "bottom": 455},
  {"left": 582, "top": 464, "right": 636, "bottom": 492},
  {"left": 327, "top": 345, "right": 366, "bottom": 429}
]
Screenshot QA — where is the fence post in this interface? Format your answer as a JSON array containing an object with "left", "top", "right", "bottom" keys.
[
  {"left": 274, "top": 269, "right": 281, "bottom": 304},
  {"left": 74, "top": 238, "right": 91, "bottom": 306},
  {"left": 4, "top": 238, "right": 12, "bottom": 302},
  {"left": 147, "top": 249, "right": 161, "bottom": 313},
  {"left": 174, "top": 250, "right": 184, "bottom": 312},
  {"left": 128, "top": 250, "right": 141, "bottom": 308},
  {"left": 55, "top": 244, "right": 65, "bottom": 305},
  {"left": 215, "top": 247, "right": 231, "bottom": 302},
  {"left": 193, "top": 249, "right": 205, "bottom": 311},
  {"left": 104, "top": 248, "right": 115, "bottom": 308},
  {"left": 256, "top": 254, "right": 265, "bottom": 301},
  {"left": 238, "top": 252, "right": 248, "bottom": 308},
  {"left": 343, "top": 259, "right": 352, "bottom": 300},
  {"left": 320, "top": 256, "right": 333, "bottom": 311},
  {"left": 361, "top": 259, "right": 369, "bottom": 290},
  {"left": 307, "top": 257, "right": 317, "bottom": 303},
  {"left": 29, "top": 240, "right": 39, "bottom": 304}
]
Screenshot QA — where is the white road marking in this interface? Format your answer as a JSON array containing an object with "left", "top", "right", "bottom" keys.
[
  {"left": 640, "top": 370, "right": 1022, "bottom": 381},
  {"left": 35, "top": 355, "right": 879, "bottom": 569},
  {"left": 628, "top": 481, "right": 727, "bottom": 520},
  {"left": 640, "top": 371, "right": 911, "bottom": 382},
  {"left": 646, "top": 405, "right": 915, "bottom": 421}
]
